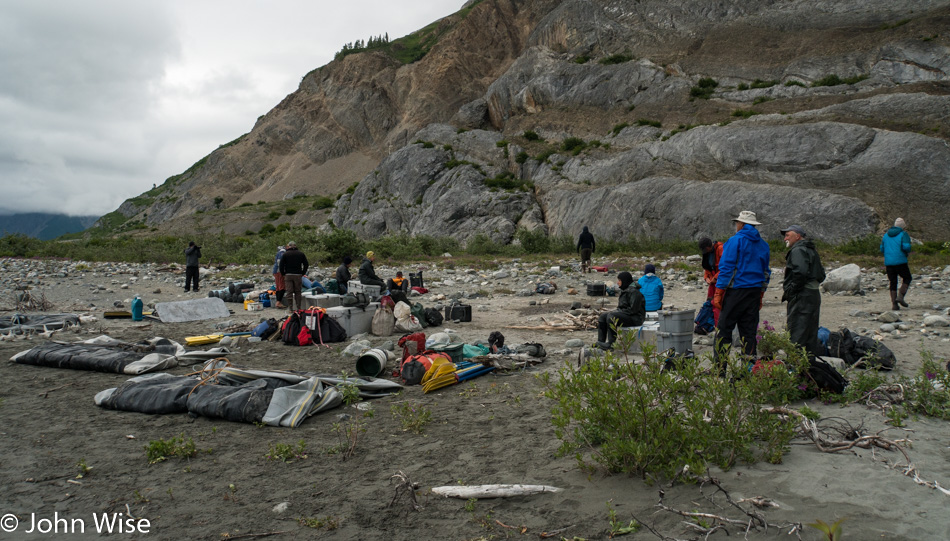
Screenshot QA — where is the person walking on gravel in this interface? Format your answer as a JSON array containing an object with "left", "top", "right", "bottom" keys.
[
  {"left": 183, "top": 241, "right": 201, "bottom": 292},
  {"left": 577, "top": 226, "right": 596, "bottom": 273},
  {"left": 880, "top": 217, "right": 912, "bottom": 310}
]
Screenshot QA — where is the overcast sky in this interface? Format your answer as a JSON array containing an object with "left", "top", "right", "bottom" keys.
[{"left": 0, "top": 0, "right": 463, "bottom": 217}]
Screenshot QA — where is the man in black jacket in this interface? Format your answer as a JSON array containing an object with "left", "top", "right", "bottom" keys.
[
  {"left": 781, "top": 225, "right": 826, "bottom": 358},
  {"left": 335, "top": 256, "right": 352, "bottom": 295},
  {"left": 278, "top": 241, "right": 309, "bottom": 312},
  {"left": 359, "top": 251, "right": 386, "bottom": 288},
  {"left": 577, "top": 226, "right": 596, "bottom": 273},
  {"left": 184, "top": 241, "right": 201, "bottom": 292}
]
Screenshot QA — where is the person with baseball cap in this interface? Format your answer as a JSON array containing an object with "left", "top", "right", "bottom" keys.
[
  {"left": 278, "top": 241, "right": 309, "bottom": 312},
  {"left": 713, "top": 211, "right": 771, "bottom": 375},
  {"left": 781, "top": 224, "right": 825, "bottom": 358}
]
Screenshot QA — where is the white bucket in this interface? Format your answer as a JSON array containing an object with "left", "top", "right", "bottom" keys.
[{"left": 356, "top": 348, "right": 392, "bottom": 377}]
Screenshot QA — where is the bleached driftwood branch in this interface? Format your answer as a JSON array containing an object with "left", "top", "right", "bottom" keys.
[{"left": 431, "top": 484, "right": 562, "bottom": 499}]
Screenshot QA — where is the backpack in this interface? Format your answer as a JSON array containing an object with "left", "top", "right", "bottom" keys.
[
  {"left": 251, "top": 318, "right": 279, "bottom": 339},
  {"left": 342, "top": 292, "right": 369, "bottom": 308},
  {"left": 806, "top": 357, "right": 848, "bottom": 394},
  {"left": 318, "top": 313, "right": 348, "bottom": 343},
  {"left": 850, "top": 334, "right": 896, "bottom": 370},
  {"left": 398, "top": 332, "right": 427, "bottom": 362},
  {"left": 488, "top": 331, "right": 505, "bottom": 353},
  {"left": 281, "top": 313, "right": 303, "bottom": 346},
  {"left": 324, "top": 279, "right": 339, "bottom": 294},
  {"left": 694, "top": 300, "right": 715, "bottom": 335},
  {"left": 411, "top": 302, "right": 429, "bottom": 329},
  {"left": 424, "top": 307, "right": 443, "bottom": 327}
]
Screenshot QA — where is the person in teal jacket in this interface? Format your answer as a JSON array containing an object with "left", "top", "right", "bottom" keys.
[
  {"left": 880, "top": 217, "right": 912, "bottom": 310},
  {"left": 714, "top": 211, "right": 771, "bottom": 374},
  {"left": 637, "top": 264, "right": 664, "bottom": 311}
]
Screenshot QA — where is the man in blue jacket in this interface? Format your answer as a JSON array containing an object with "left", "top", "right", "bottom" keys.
[
  {"left": 880, "top": 217, "right": 912, "bottom": 310},
  {"left": 713, "top": 211, "right": 771, "bottom": 374}
]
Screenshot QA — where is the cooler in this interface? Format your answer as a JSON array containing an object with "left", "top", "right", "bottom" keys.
[
  {"left": 325, "top": 303, "right": 378, "bottom": 337},
  {"left": 657, "top": 309, "right": 695, "bottom": 333},
  {"left": 444, "top": 303, "right": 472, "bottom": 322},
  {"left": 347, "top": 281, "right": 382, "bottom": 300},
  {"left": 303, "top": 293, "right": 343, "bottom": 309}
]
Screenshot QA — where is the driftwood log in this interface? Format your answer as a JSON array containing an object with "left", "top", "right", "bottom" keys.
[{"left": 431, "top": 484, "right": 563, "bottom": 499}]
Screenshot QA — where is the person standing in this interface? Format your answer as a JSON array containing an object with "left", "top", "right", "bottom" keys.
[
  {"left": 780, "top": 225, "right": 825, "bottom": 358},
  {"left": 272, "top": 245, "right": 287, "bottom": 309},
  {"left": 336, "top": 256, "right": 353, "bottom": 295},
  {"left": 183, "top": 241, "right": 201, "bottom": 292},
  {"left": 595, "top": 271, "right": 646, "bottom": 350},
  {"left": 577, "top": 226, "right": 596, "bottom": 273},
  {"left": 278, "top": 241, "right": 309, "bottom": 312},
  {"left": 359, "top": 251, "right": 386, "bottom": 289},
  {"left": 713, "top": 211, "right": 771, "bottom": 373},
  {"left": 880, "top": 218, "right": 913, "bottom": 310},
  {"left": 699, "top": 237, "right": 724, "bottom": 325},
  {"left": 638, "top": 264, "right": 664, "bottom": 311}
]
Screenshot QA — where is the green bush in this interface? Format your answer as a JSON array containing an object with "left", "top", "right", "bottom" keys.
[
  {"left": 610, "top": 122, "right": 629, "bottom": 136},
  {"left": 542, "top": 329, "right": 804, "bottom": 481},
  {"left": 574, "top": 55, "right": 590, "bottom": 64},
  {"left": 811, "top": 74, "right": 868, "bottom": 87},
  {"left": 737, "top": 83, "right": 749, "bottom": 91},
  {"left": 285, "top": 208, "right": 297, "bottom": 216},
  {"left": 636, "top": 119, "right": 661, "bottom": 128},
  {"left": 312, "top": 196, "right": 335, "bottom": 210},
  {"left": 750, "top": 79, "right": 779, "bottom": 89},
  {"left": 560, "top": 137, "right": 587, "bottom": 154},
  {"left": 259, "top": 224, "right": 276, "bottom": 235},
  {"left": 266, "top": 211, "right": 281, "bottom": 220},
  {"left": 784, "top": 80, "right": 806, "bottom": 87},
  {"left": 466, "top": 234, "right": 504, "bottom": 255},
  {"left": 515, "top": 151, "right": 529, "bottom": 164},
  {"left": 689, "top": 78, "right": 718, "bottom": 99},
  {"left": 515, "top": 227, "right": 550, "bottom": 254},
  {"left": 522, "top": 130, "right": 541, "bottom": 141},
  {"left": 320, "top": 228, "right": 364, "bottom": 264},
  {"left": 145, "top": 434, "right": 199, "bottom": 465},
  {"left": 599, "top": 54, "right": 634, "bottom": 65},
  {"left": 732, "top": 109, "right": 759, "bottom": 118}
]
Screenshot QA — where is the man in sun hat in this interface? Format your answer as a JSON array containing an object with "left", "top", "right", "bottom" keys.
[
  {"left": 713, "top": 211, "right": 771, "bottom": 374},
  {"left": 358, "top": 250, "right": 386, "bottom": 289},
  {"left": 781, "top": 224, "right": 825, "bottom": 358}
]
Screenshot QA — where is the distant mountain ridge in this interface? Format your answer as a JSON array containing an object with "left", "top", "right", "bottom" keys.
[{"left": 0, "top": 213, "right": 99, "bottom": 240}]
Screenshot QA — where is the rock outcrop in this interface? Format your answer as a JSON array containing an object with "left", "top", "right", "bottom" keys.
[{"left": 104, "top": 0, "right": 950, "bottom": 243}]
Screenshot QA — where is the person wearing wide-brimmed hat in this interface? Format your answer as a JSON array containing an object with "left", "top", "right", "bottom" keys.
[
  {"left": 880, "top": 218, "right": 912, "bottom": 310},
  {"left": 781, "top": 225, "right": 825, "bottom": 358},
  {"left": 713, "top": 211, "right": 771, "bottom": 374}
]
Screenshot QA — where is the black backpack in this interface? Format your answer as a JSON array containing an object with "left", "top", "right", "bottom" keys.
[
  {"left": 281, "top": 313, "right": 303, "bottom": 346},
  {"left": 806, "top": 357, "right": 848, "bottom": 394},
  {"left": 342, "top": 292, "right": 369, "bottom": 308},
  {"left": 424, "top": 307, "right": 443, "bottom": 327},
  {"left": 318, "top": 313, "right": 348, "bottom": 343}
]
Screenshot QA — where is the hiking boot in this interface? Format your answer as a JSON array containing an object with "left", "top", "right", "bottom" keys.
[
  {"left": 276, "top": 302, "right": 287, "bottom": 309},
  {"left": 595, "top": 340, "right": 613, "bottom": 351},
  {"left": 897, "top": 284, "right": 909, "bottom": 307},
  {"left": 889, "top": 290, "right": 900, "bottom": 311}
]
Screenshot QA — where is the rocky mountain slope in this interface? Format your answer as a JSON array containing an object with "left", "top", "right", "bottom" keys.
[{"left": 103, "top": 0, "right": 950, "bottom": 243}]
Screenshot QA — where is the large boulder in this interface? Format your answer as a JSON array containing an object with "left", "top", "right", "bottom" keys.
[{"left": 821, "top": 264, "right": 862, "bottom": 293}]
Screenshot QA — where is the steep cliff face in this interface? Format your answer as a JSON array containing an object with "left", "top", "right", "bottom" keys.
[{"left": 110, "top": 0, "right": 950, "bottom": 242}]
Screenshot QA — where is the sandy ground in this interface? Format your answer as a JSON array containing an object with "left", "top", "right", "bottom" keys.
[{"left": 1, "top": 256, "right": 950, "bottom": 540}]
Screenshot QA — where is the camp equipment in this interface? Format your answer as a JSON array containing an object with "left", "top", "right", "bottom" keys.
[
  {"left": 409, "top": 271, "right": 424, "bottom": 288},
  {"left": 586, "top": 283, "right": 606, "bottom": 296},
  {"left": 302, "top": 293, "right": 343, "bottom": 309},
  {"left": 356, "top": 348, "right": 394, "bottom": 377},
  {"left": 154, "top": 297, "right": 230, "bottom": 323},
  {"left": 325, "top": 303, "right": 378, "bottom": 337},
  {"left": 131, "top": 296, "right": 144, "bottom": 321},
  {"left": 104, "top": 310, "right": 154, "bottom": 319},
  {"left": 444, "top": 302, "right": 472, "bottom": 322},
  {"left": 429, "top": 342, "right": 464, "bottom": 364},
  {"left": 347, "top": 280, "right": 381, "bottom": 300}
]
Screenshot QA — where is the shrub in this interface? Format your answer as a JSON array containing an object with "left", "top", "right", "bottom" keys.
[
  {"left": 811, "top": 74, "right": 868, "bottom": 87},
  {"left": 750, "top": 79, "right": 779, "bottom": 89},
  {"left": 496, "top": 140, "right": 509, "bottom": 148},
  {"left": 413, "top": 139, "right": 435, "bottom": 148},
  {"left": 285, "top": 208, "right": 297, "bottom": 216},
  {"left": 542, "top": 329, "right": 804, "bottom": 481},
  {"left": 320, "top": 228, "right": 364, "bottom": 264},
  {"left": 515, "top": 151, "right": 529, "bottom": 164},
  {"left": 737, "top": 83, "right": 749, "bottom": 91},
  {"left": 732, "top": 109, "right": 759, "bottom": 118},
  {"left": 515, "top": 227, "right": 550, "bottom": 254},
  {"left": 391, "top": 401, "right": 432, "bottom": 434},
  {"left": 784, "top": 80, "right": 806, "bottom": 87},
  {"left": 610, "top": 122, "right": 629, "bottom": 136},
  {"left": 753, "top": 96, "right": 773, "bottom": 105},
  {"left": 312, "top": 196, "right": 335, "bottom": 210},
  {"left": 265, "top": 440, "right": 308, "bottom": 462},
  {"left": 689, "top": 77, "right": 718, "bottom": 99},
  {"left": 484, "top": 172, "right": 533, "bottom": 191},
  {"left": 466, "top": 234, "right": 504, "bottom": 255},
  {"left": 266, "top": 210, "right": 281, "bottom": 220},
  {"left": 599, "top": 54, "right": 634, "bottom": 65},
  {"left": 636, "top": 119, "right": 661, "bottom": 128},
  {"left": 522, "top": 130, "right": 541, "bottom": 141},
  {"left": 574, "top": 55, "right": 590, "bottom": 64},
  {"left": 560, "top": 137, "right": 587, "bottom": 155}
]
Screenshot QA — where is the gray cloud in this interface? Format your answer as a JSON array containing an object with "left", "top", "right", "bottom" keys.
[{"left": 0, "top": 1, "right": 462, "bottom": 218}]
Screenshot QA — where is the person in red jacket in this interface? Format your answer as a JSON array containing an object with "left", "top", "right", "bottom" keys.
[{"left": 699, "top": 237, "right": 724, "bottom": 325}]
